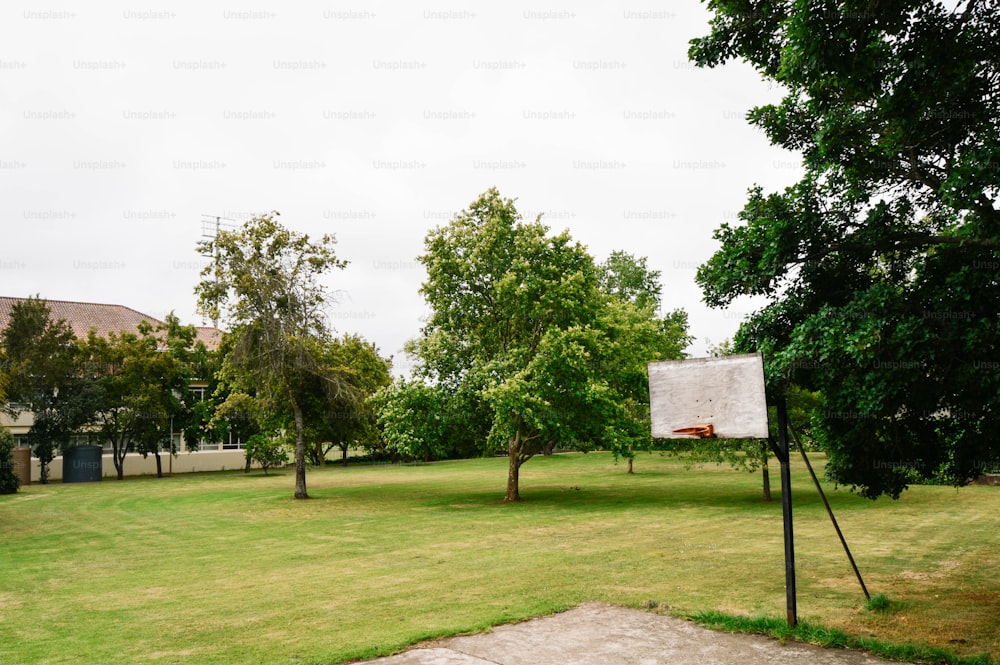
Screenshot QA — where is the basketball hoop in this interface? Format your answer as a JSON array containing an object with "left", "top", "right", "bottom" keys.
[
  {"left": 648, "top": 353, "right": 769, "bottom": 440},
  {"left": 648, "top": 353, "right": 800, "bottom": 626},
  {"left": 671, "top": 424, "right": 715, "bottom": 438}
]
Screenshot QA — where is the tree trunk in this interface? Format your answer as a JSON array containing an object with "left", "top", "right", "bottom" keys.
[
  {"left": 505, "top": 430, "right": 522, "bottom": 502},
  {"left": 342, "top": 445, "right": 348, "bottom": 465},
  {"left": 627, "top": 456, "right": 634, "bottom": 475},
  {"left": 291, "top": 394, "right": 308, "bottom": 499},
  {"left": 760, "top": 441, "right": 772, "bottom": 502},
  {"left": 308, "top": 444, "right": 322, "bottom": 467},
  {"left": 154, "top": 451, "right": 162, "bottom": 478},
  {"left": 114, "top": 441, "right": 125, "bottom": 481},
  {"left": 245, "top": 452, "right": 252, "bottom": 473}
]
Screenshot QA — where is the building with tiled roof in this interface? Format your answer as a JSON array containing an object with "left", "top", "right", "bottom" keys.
[
  {"left": 0, "top": 296, "right": 221, "bottom": 350},
  {"left": 0, "top": 296, "right": 251, "bottom": 481},
  {"left": 194, "top": 326, "right": 222, "bottom": 350}
]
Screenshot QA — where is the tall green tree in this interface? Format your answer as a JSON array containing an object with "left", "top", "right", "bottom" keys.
[
  {"left": 691, "top": 0, "right": 1000, "bottom": 498},
  {"left": 136, "top": 314, "right": 201, "bottom": 477},
  {"left": 187, "top": 332, "right": 261, "bottom": 468},
  {"left": 81, "top": 319, "right": 191, "bottom": 480},
  {"left": 195, "top": 212, "right": 348, "bottom": 499},
  {"left": 406, "top": 189, "right": 690, "bottom": 500},
  {"left": 598, "top": 250, "right": 663, "bottom": 312},
  {"left": 370, "top": 378, "right": 488, "bottom": 463},
  {"left": 302, "top": 334, "right": 392, "bottom": 466},
  {"left": 596, "top": 252, "right": 692, "bottom": 472},
  {"left": 208, "top": 389, "right": 267, "bottom": 470},
  {"left": 1, "top": 297, "right": 100, "bottom": 484},
  {"left": 370, "top": 378, "right": 450, "bottom": 462}
]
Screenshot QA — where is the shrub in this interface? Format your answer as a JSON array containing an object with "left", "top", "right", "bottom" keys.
[
  {"left": 244, "top": 433, "right": 289, "bottom": 475},
  {"left": 0, "top": 430, "right": 20, "bottom": 494},
  {"left": 865, "top": 593, "right": 892, "bottom": 612}
]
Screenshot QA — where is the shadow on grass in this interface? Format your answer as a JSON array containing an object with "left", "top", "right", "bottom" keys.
[
  {"left": 430, "top": 481, "right": 874, "bottom": 514},
  {"left": 336, "top": 482, "right": 785, "bottom": 515}
]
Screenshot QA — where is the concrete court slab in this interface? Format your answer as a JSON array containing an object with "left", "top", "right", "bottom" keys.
[{"left": 358, "top": 602, "right": 896, "bottom": 665}]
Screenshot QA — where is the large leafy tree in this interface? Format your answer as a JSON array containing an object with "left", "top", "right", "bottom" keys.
[
  {"left": 135, "top": 314, "right": 201, "bottom": 477},
  {"left": 1, "top": 297, "right": 100, "bottom": 484},
  {"left": 370, "top": 378, "right": 451, "bottom": 462},
  {"left": 371, "top": 377, "right": 488, "bottom": 463},
  {"left": 691, "top": 0, "right": 1000, "bottom": 498},
  {"left": 597, "top": 251, "right": 693, "bottom": 472},
  {"left": 302, "top": 334, "right": 392, "bottom": 466},
  {"left": 189, "top": 332, "right": 262, "bottom": 469},
  {"left": 195, "top": 212, "right": 348, "bottom": 499},
  {"left": 405, "top": 189, "right": 690, "bottom": 501},
  {"left": 80, "top": 318, "right": 192, "bottom": 480},
  {"left": 208, "top": 388, "right": 267, "bottom": 470}
]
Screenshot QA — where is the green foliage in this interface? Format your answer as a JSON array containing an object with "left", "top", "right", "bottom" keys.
[
  {"left": 0, "top": 430, "right": 19, "bottom": 494},
  {"left": 400, "top": 189, "right": 690, "bottom": 499},
  {"left": 1, "top": 297, "right": 101, "bottom": 483},
  {"left": 0, "top": 352, "right": 8, "bottom": 408},
  {"left": 302, "top": 334, "right": 392, "bottom": 466},
  {"left": 195, "top": 212, "right": 349, "bottom": 499},
  {"left": 370, "top": 379, "right": 450, "bottom": 462},
  {"left": 865, "top": 593, "right": 891, "bottom": 613},
  {"left": 136, "top": 315, "right": 200, "bottom": 466},
  {"left": 370, "top": 377, "right": 489, "bottom": 463},
  {"left": 690, "top": 610, "right": 994, "bottom": 665},
  {"left": 691, "top": 1, "right": 1000, "bottom": 499},
  {"left": 598, "top": 250, "right": 663, "bottom": 311},
  {"left": 79, "top": 318, "right": 192, "bottom": 480},
  {"left": 190, "top": 334, "right": 260, "bottom": 456},
  {"left": 156, "top": 313, "right": 221, "bottom": 452},
  {"left": 243, "top": 433, "right": 289, "bottom": 474},
  {"left": 660, "top": 436, "right": 771, "bottom": 472}
]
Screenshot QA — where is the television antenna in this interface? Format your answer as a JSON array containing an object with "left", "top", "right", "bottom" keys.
[
  {"left": 197, "top": 215, "right": 237, "bottom": 328},
  {"left": 198, "top": 214, "right": 236, "bottom": 253}
]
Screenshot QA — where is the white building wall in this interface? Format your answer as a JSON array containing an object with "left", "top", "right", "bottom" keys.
[{"left": 31, "top": 449, "right": 260, "bottom": 481}]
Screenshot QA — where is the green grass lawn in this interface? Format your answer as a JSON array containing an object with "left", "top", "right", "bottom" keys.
[{"left": 1, "top": 452, "right": 997, "bottom": 664}]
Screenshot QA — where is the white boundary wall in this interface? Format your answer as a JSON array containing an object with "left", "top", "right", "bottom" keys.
[{"left": 31, "top": 450, "right": 260, "bottom": 481}]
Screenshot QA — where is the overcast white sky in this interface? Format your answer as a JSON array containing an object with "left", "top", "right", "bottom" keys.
[{"left": 1, "top": 1, "right": 804, "bottom": 374}]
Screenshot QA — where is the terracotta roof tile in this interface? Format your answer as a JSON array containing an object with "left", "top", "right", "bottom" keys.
[
  {"left": 0, "top": 296, "right": 222, "bottom": 350},
  {"left": 194, "top": 326, "right": 223, "bottom": 349}
]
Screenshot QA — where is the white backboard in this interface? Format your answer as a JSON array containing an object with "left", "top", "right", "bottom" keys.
[{"left": 648, "top": 353, "right": 769, "bottom": 439}]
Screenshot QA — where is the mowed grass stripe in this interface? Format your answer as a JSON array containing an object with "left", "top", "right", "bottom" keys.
[{"left": 0, "top": 452, "right": 997, "bottom": 664}]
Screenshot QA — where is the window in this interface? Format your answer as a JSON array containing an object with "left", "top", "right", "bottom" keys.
[
  {"left": 168, "top": 432, "right": 182, "bottom": 453},
  {"left": 222, "top": 432, "right": 244, "bottom": 450},
  {"left": 198, "top": 440, "right": 220, "bottom": 452}
]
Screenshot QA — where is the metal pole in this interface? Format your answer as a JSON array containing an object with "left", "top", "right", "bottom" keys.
[
  {"left": 789, "top": 422, "right": 870, "bottom": 601},
  {"left": 777, "top": 398, "right": 798, "bottom": 627}
]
